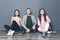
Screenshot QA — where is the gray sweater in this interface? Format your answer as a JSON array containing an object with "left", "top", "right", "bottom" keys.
[{"left": 22, "top": 15, "right": 36, "bottom": 30}]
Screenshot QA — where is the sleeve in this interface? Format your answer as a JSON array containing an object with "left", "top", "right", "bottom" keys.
[
  {"left": 46, "top": 15, "right": 51, "bottom": 23},
  {"left": 37, "top": 18, "right": 40, "bottom": 27},
  {"left": 22, "top": 16, "right": 28, "bottom": 30},
  {"left": 33, "top": 16, "right": 36, "bottom": 25}
]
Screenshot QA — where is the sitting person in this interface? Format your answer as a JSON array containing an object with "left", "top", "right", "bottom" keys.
[
  {"left": 37, "top": 8, "right": 51, "bottom": 36},
  {"left": 22, "top": 8, "right": 36, "bottom": 33},
  {"left": 4, "top": 9, "right": 27, "bottom": 36}
]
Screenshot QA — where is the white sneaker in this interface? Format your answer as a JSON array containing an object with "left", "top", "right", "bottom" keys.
[
  {"left": 7, "top": 31, "right": 11, "bottom": 36},
  {"left": 47, "top": 31, "right": 51, "bottom": 33},
  {"left": 10, "top": 31, "right": 15, "bottom": 36}
]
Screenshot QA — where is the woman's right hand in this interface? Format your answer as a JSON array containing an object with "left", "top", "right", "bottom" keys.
[{"left": 26, "top": 28, "right": 30, "bottom": 33}]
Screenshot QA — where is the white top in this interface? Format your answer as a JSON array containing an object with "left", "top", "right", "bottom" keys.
[{"left": 41, "top": 17, "right": 45, "bottom": 23}]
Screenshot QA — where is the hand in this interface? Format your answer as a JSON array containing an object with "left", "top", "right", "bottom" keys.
[
  {"left": 32, "top": 25, "right": 35, "bottom": 30},
  {"left": 26, "top": 28, "right": 30, "bottom": 33}
]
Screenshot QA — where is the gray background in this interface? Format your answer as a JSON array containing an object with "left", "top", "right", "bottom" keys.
[{"left": 0, "top": 0, "right": 60, "bottom": 31}]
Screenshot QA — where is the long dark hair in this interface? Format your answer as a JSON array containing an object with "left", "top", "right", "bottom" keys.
[
  {"left": 14, "top": 9, "right": 20, "bottom": 17},
  {"left": 39, "top": 8, "right": 47, "bottom": 23},
  {"left": 26, "top": 8, "right": 32, "bottom": 14}
]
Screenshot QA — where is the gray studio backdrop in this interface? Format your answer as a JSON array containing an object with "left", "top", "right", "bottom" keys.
[{"left": 0, "top": 0, "right": 60, "bottom": 31}]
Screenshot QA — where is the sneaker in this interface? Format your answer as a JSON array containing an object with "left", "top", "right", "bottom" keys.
[
  {"left": 7, "top": 31, "right": 11, "bottom": 36},
  {"left": 47, "top": 31, "right": 51, "bottom": 34},
  {"left": 10, "top": 31, "right": 15, "bottom": 36}
]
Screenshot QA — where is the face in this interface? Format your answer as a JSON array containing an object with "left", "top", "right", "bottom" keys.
[
  {"left": 26, "top": 9, "right": 31, "bottom": 15},
  {"left": 15, "top": 11, "right": 19, "bottom": 16},
  {"left": 40, "top": 9, "right": 44, "bottom": 15}
]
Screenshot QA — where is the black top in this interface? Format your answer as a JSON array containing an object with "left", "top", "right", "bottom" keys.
[{"left": 26, "top": 16, "right": 33, "bottom": 28}]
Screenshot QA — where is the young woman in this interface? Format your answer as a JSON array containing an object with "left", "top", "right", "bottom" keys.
[
  {"left": 22, "top": 8, "right": 36, "bottom": 33},
  {"left": 4, "top": 9, "right": 26, "bottom": 36},
  {"left": 37, "top": 8, "right": 51, "bottom": 36}
]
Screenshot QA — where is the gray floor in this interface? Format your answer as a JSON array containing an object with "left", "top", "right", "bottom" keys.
[{"left": 0, "top": 31, "right": 60, "bottom": 40}]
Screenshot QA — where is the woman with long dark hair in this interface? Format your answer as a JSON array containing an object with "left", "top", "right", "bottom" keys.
[
  {"left": 4, "top": 9, "right": 24, "bottom": 36},
  {"left": 37, "top": 8, "right": 51, "bottom": 36}
]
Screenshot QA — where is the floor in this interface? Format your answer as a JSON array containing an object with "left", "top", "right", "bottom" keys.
[{"left": 0, "top": 30, "right": 60, "bottom": 40}]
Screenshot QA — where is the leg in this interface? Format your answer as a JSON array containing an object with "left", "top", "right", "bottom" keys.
[
  {"left": 4, "top": 25, "right": 11, "bottom": 31},
  {"left": 7, "top": 21, "right": 20, "bottom": 36},
  {"left": 35, "top": 24, "right": 39, "bottom": 32},
  {"left": 42, "top": 22, "right": 49, "bottom": 37},
  {"left": 21, "top": 27, "right": 26, "bottom": 34},
  {"left": 11, "top": 21, "right": 20, "bottom": 31},
  {"left": 43, "top": 22, "right": 49, "bottom": 32}
]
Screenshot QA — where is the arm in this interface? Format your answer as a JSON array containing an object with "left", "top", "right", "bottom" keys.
[
  {"left": 37, "top": 18, "right": 40, "bottom": 27},
  {"left": 32, "top": 16, "right": 36, "bottom": 30},
  {"left": 19, "top": 18, "right": 23, "bottom": 26},
  {"left": 22, "top": 16, "right": 28, "bottom": 30},
  {"left": 32, "top": 16, "right": 36, "bottom": 26},
  {"left": 22, "top": 16, "right": 30, "bottom": 32},
  {"left": 46, "top": 15, "right": 51, "bottom": 23},
  {"left": 19, "top": 18, "right": 28, "bottom": 29},
  {"left": 34, "top": 17, "right": 36, "bottom": 26}
]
